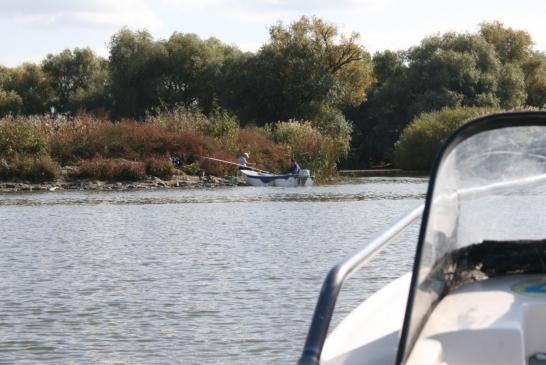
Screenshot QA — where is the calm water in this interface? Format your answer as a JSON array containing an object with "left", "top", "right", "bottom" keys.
[{"left": 0, "top": 177, "right": 427, "bottom": 364}]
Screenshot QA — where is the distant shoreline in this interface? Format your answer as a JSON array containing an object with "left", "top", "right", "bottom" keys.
[
  {"left": 0, "top": 170, "right": 429, "bottom": 193},
  {"left": 338, "top": 169, "right": 428, "bottom": 178},
  {"left": 0, "top": 174, "right": 237, "bottom": 193}
]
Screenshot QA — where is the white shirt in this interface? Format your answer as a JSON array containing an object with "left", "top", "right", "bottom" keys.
[{"left": 237, "top": 156, "right": 248, "bottom": 167}]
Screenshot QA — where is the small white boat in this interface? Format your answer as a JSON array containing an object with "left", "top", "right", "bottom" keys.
[
  {"left": 240, "top": 169, "right": 314, "bottom": 187},
  {"left": 299, "top": 112, "right": 546, "bottom": 365}
]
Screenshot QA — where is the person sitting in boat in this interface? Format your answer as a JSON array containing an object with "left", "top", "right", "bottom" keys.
[
  {"left": 237, "top": 152, "right": 255, "bottom": 170},
  {"left": 287, "top": 157, "right": 301, "bottom": 174},
  {"left": 170, "top": 152, "right": 182, "bottom": 167}
]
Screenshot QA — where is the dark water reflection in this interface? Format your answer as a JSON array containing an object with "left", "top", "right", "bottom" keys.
[{"left": 0, "top": 177, "right": 427, "bottom": 364}]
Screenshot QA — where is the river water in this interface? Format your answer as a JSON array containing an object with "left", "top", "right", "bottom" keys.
[{"left": 0, "top": 177, "right": 427, "bottom": 364}]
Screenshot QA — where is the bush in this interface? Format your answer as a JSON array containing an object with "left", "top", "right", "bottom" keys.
[
  {"left": 146, "top": 107, "right": 208, "bottom": 133},
  {"left": 0, "top": 111, "right": 343, "bottom": 182},
  {"left": 184, "top": 161, "right": 201, "bottom": 175},
  {"left": 49, "top": 113, "right": 228, "bottom": 168},
  {"left": 394, "top": 106, "right": 501, "bottom": 170},
  {"left": 0, "top": 89, "right": 23, "bottom": 116},
  {"left": 0, "top": 154, "right": 61, "bottom": 182},
  {"left": 0, "top": 118, "right": 48, "bottom": 158},
  {"left": 145, "top": 156, "right": 173, "bottom": 179},
  {"left": 72, "top": 158, "right": 145, "bottom": 181},
  {"left": 237, "top": 127, "right": 287, "bottom": 174},
  {"left": 266, "top": 120, "right": 342, "bottom": 179}
]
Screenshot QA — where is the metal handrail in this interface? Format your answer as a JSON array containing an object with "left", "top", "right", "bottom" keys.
[{"left": 298, "top": 204, "right": 424, "bottom": 365}]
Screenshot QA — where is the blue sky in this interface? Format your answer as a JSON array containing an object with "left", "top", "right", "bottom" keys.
[{"left": 1, "top": 0, "right": 545, "bottom": 67}]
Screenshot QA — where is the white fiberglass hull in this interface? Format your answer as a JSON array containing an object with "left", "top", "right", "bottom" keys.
[
  {"left": 321, "top": 273, "right": 411, "bottom": 365},
  {"left": 240, "top": 169, "right": 314, "bottom": 187},
  {"left": 321, "top": 274, "right": 546, "bottom": 365}
]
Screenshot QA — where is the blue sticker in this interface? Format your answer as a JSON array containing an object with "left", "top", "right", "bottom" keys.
[{"left": 512, "top": 277, "right": 546, "bottom": 297}]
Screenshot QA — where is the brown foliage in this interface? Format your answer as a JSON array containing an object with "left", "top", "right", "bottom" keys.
[
  {"left": 237, "top": 127, "right": 288, "bottom": 173},
  {"left": 72, "top": 158, "right": 146, "bottom": 181},
  {"left": 144, "top": 155, "right": 173, "bottom": 179}
]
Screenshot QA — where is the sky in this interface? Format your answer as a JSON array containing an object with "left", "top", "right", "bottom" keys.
[{"left": 1, "top": 0, "right": 545, "bottom": 67}]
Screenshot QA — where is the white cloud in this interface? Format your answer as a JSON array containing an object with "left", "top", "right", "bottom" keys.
[
  {"left": 0, "top": 54, "right": 45, "bottom": 68},
  {"left": 2, "top": 0, "right": 163, "bottom": 31},
  {"left": 164, "top": 0, "right": 358, "bottom": 23}
]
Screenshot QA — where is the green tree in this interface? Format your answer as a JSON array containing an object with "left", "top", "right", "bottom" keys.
[
  {"left": 108, "top": 28, "right": 168, "bottom": 118},
  {"left": 405, "top": 33, "right": 506, "bottom": 113},
  {"left": 3, "top": 64, "right": 55, "bottom": 115},
  {"left": 521, "top": 51, "right": 546, "bottom": 107},
  {"left": 349, "top": 29, "right": 532, "bottom": 166},
  {"left": 346, "top": 50, "right": 411, "bottom": 165},
  {"left": 162, "top": 33, "right": 241, "bottom": 113},
  {"left": 0, "top": 89, "right": 23, "bottom": 116},
  {"left": 0, "top": 67, "right": 23, "bottom": 116},
  {"left": 394, "top": 106, "right": 500, "bottom": 170},
  {"left": 479, "top": 21, "right": 533, "bottom": 65},
  {"left": 42, "top": 48, "right": 108, "bottom": 113},
  {"left": 371, "top": 50, "right": 405, "bottom": 86},
  {"left": 222, "top": 16, "right": 373, "bottom": 126}
]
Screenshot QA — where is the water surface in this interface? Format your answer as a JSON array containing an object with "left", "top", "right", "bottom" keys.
[{"left": 0, "top": 177, "right": 427, "bottom": 364}]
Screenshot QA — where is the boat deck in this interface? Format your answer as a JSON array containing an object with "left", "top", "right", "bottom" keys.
[
  {"left": 408, "top": 274, "right": 546, "bottom": 365},
  {"left": 321, "top": 274, "right": 546, "bottom": 365}
]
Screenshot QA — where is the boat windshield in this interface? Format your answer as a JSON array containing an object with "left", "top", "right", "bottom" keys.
[{"left": 397, "top": 113, "right": 546, "bottom": 363}]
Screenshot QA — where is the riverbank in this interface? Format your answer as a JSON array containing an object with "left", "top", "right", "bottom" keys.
[
  {"left": 0, "top": 171, "right": 237, "bottom": 193},
  {"left": 338, "top": 169, "right": 428, "bottom": 177},
  {"left": 0, "top": 169, "right": 430, "bottom": 193}
]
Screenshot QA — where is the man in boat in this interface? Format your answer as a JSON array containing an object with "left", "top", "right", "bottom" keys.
[
  {"left": 287, "top": 157, "right": 301, "bottom": 175},
  {"left": 170, "top": 152, "right": 182, "bottom": 167},
  {"left": 237, "top": 152, "right": 256, "bottom": 180},
  {"left": 237, "top": 152, "right": 255, "bottom": 170}
]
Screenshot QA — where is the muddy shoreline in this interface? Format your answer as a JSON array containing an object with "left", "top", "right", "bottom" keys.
[{"left": 0, "top": 173, "right": 240, "bottom": 193}]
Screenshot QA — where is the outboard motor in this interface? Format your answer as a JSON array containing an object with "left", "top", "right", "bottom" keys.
[
  {"left": 298, "top": 169, "right": 312, "bottom": 186},
  {"left": 299, "top": 169, "right": 311, "bottom": 178}
]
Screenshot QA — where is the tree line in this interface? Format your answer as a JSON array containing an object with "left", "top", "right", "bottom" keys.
[{"left": 1, "top": 16, "right": 545, "bottom": 167}]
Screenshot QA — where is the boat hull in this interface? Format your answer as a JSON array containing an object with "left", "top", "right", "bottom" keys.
[{"left": 241, "top": 170, "right": 314, "bottom": 187}]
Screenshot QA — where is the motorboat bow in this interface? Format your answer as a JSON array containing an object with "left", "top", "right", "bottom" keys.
[{"left": 299, "top": 112, "right": 546, "bottom": 365}]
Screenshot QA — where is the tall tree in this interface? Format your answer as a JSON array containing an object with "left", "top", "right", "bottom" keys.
[
  {"left": 0, "top": 67, "right": 23, "bottom": 116},
  {"left": 108, "top": 28, "right": 168, "bottom": 118},
  {"left": 479, "top": 21, "right": 533, "bottom": 65},
  {"left": 350, "top": 29, "right": 531, "bottom": 166},
  {"left": 42, "top": 48, "right": 108, "bottom": 113},
  {"left": 521, "top": 51, "right": 546, "bottom": 107},
  {"left": 222, "top": 16, "right": 373, "bottom": 127},
  {"left": 161, "top": 33, "right": 241, "bottom": 113},
  {"left": 2, "top": 64, "right": 55, "bottom": 115}
]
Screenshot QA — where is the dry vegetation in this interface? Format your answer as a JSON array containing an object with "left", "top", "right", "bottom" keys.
[{"left": 0, "top": 110, "right": 345, "bottom": 183}]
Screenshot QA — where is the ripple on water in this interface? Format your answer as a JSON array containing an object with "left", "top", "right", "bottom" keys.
[{"left": 0, "top": 177, "right": 427, "bottom": 364}]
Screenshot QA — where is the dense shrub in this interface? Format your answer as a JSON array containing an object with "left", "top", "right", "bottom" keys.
[
  {"left": 394, "top": 106, "right": 501, "bottom": 170},
  {"left": 0, "top": 154, "right": 61, "bottom": 182},
  {"left": 0, "top": 117, "right": 48, "bottom": 157},
  {"left": 266, "top": 120, "right": 343, "bottom": 179},
  {"left": 49, "top": 113, "right": 225, "bottom": 167},
  {"left": 145, "top": 156, "right": 173, "bottom": 179},
  {"left": 0, "top": 110, "right": 343, "bottom": 182},
  {"left": 72, "top": 158, "right": 145, "bottom": 181},
  {"left": 237, "top": 127, "right": 288, "bottom": 173}
]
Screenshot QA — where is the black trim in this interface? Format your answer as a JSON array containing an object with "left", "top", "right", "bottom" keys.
[{"left": 396, "top": 111, "right": 546, "bottom": 364}]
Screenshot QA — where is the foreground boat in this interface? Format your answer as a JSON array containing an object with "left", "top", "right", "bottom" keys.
[
  {"left": 241, "top": 169, "right": 314, "bottom": 187},
  {"left": 299, "top": 112, "right": 546, "bottom": 365}
]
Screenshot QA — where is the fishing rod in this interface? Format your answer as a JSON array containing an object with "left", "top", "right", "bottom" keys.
[{"left": 198, "top": 156, "right": 273, "bottom": 174}]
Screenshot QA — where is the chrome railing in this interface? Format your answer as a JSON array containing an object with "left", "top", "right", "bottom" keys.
[{"left": 298, "top": 204, "right": 424, "bottom": 365}]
